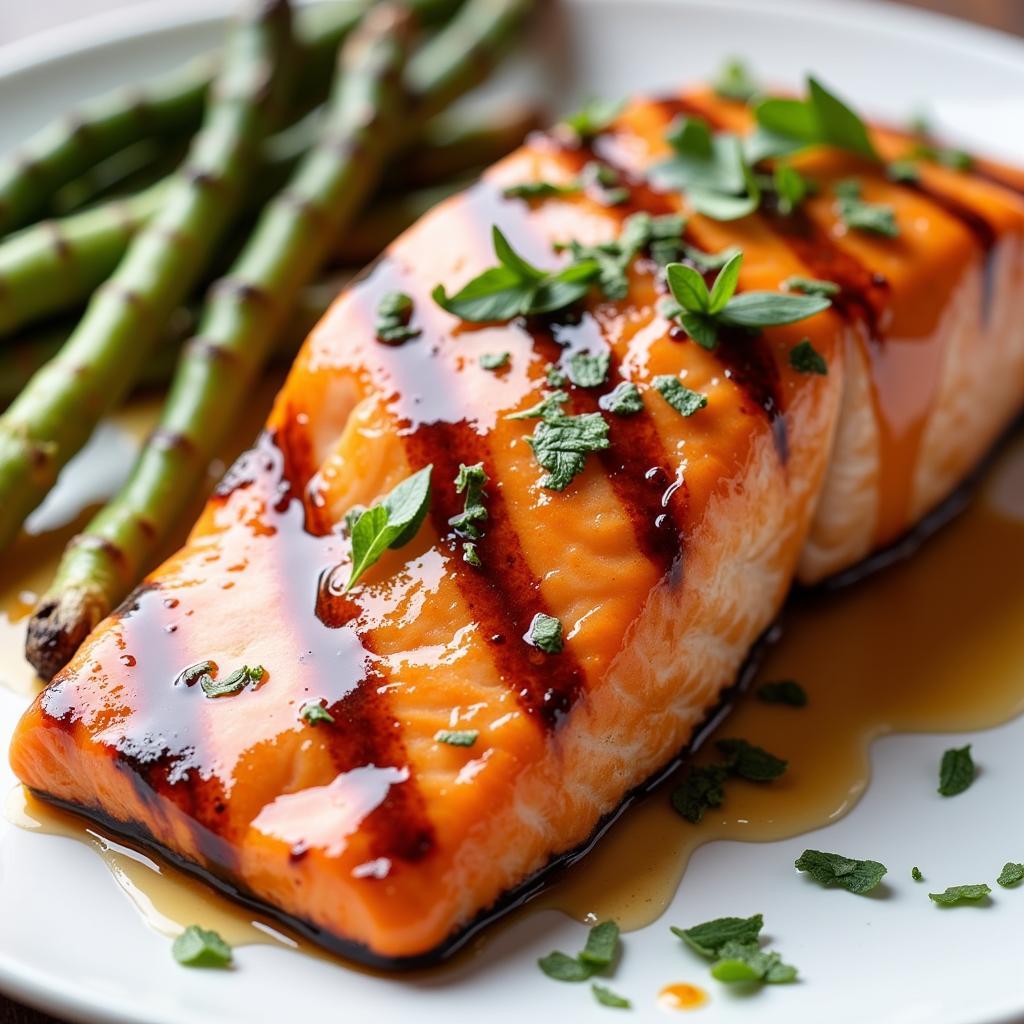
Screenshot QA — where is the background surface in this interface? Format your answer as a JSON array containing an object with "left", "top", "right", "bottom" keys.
[{"left": 0, "top": 0, "right": 1020, "bottom": 1021}]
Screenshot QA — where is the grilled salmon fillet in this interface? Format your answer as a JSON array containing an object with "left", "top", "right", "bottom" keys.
[{"left": 10, "top": 85, "right": 1024, "bottom": 965}]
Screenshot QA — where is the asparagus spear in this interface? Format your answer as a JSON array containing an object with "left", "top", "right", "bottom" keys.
[
  {"left": 0, "top": 0, "right": 466, "bottom": 236},
  {"left": 0, "top": 103, "right": 537, "bottom": 338},
  {"left": 25, "top": 0, "right": 535, "bottom": 678},
  {"left": 0, "top": 0, "right": 296, "bottom": 552}
]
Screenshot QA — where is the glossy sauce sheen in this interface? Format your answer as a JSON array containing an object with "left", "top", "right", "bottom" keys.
[{"left": 8, "top": 86, "right": 1024, "bottom": 966}]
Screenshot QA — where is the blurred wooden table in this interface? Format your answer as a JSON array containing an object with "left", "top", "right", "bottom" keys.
[{"left": 0, "top": 0, "right": 1021, "bottom": 1021}]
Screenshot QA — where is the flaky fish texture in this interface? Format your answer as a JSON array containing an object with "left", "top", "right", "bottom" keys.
[{"left": 11, "top": 85, "right": 1024, "bottom": 965}]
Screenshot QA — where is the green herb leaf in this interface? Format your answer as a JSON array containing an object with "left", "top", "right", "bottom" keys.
[
  {"left": 480, "top": 351, "right": 510, "bottom": 371},
  {"left": 582, "top": 161, "right": 631, "bottom": 206},
  {"left": 681, "top": 243, "right": 741, "bottom": 272},
  {"left": 783, "top": 275, "right": 840, "bottom": 297},
  {"left": 546, "top": 363, "right": 567, "bottom": 387},
  {"left": 449, "top": 462, "right": 488, "bottom": 540},
  {"left": 910, "top": 141, "right": 973, "bottom": 171},
  {"left": 508, "top": 390, "right": 569, "bottom": 421},
  {"left": 670, "top": 914, "right": 764, "bottom": 958},
  {"left": 568, "top": 350, "right": 611, "bottom": 388},
  {"left": 526, "top": 410, "right": 611, "bottom": 490},
  {"left": 375, "top": 291, "right": 420, "bottom": 345},
  {"left": 592, "top": 983, "right": 631, "bottom": 1009},
  {"left": 670, "top": 764, "right": 727, "bottom": 824},
  {"left": 795, "top": 849, "right": 888, "bottom": 894},
  {"left": 773, "top": 163, "right": 810, "bottom": 215},
  {"left": 716, "top": 738, "right": 788, "bottom": 781},
  {"left": 912, "top": 866, "right": 924, "bottom": 882},
  {"left": 539, "top": 950, "right": 597, "bottom": 982},
  {"left": 707, "top": 250, "right": 742, "bottom": 313},
  {"left": 997, "top": 862, "right": 1024, "bottom": 887},
  {"left": 504, "top": 180, "right": 581, "bottom": 201},
  {"left": 834, "top": 180, "right": 899, "bottom": 237},
  {"left": 714, "top": 58, "right": 759, "bottom": 103},
  {"left": 580, "top": 920, "right": 620, "bottom": 967},
  {"left": 346, "top": 466, "right": 432, "bottom": 591},
  {"left": 887, "top": 159, "right": 920, "bottom": 184},
  {"left": 172, "top": 925, "right": 233, "bottom": 968},
  {"left": 653, "top": 375, "right": 708, "bottom": 417},
  {"left": 711, "top": 941, "right": 797, "bottom": 985},
  {"left": 175, "top": 661, "right": 215, "bottom": 689},
  {"left": 525, "top": 612, "right": 564, "bottom": 654},
  {"left": 666, "top": 262, "right": 710, "bottom": 313},
  {"left": 201, "top": 664, "right": 264, "bottom": 699},
  {"left": 756, "top": 680, "right": 808, "bottom": 706},
  {"left": 561, "top": 97, "right": 624, "bottom": 141},
  {"left": 462, "top": 541, "right": 481, "bottom": 566},
  {"left": 938, "top": 744, "right": 975, "bottom": 796},
  {"left": 929, "top": 884, "right": 991, "bottom": 906},
  {"left": 299, "top": 701, "right": 334, "bottom": 726},
  {"left": 789, "top": 339, "right": 828, "bottom": 375},
  {"left": 434, "top": 729, "right": 479, "bottom": 747},
  {"left": 599, "top": 381, "right": 644, "bottom": 416},
  {"left": 717, "top": 291, "right": 831, "bottom": 329}
]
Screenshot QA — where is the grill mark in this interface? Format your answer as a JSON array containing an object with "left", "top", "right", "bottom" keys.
[{"left": 403, "top": 420, "right": 586, "bottom": 728}]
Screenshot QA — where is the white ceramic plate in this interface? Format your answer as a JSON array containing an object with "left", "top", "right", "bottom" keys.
[{"left": 2, "top": 2, "right": 1024, "bottom": 1022}]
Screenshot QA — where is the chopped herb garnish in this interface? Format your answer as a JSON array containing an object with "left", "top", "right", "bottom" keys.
[
  {"left": 449, "top": 462, "right": 488, "bottom": 540},
  {"left": 346, "top": 466, "right": 432, "bottom": 591},
  {"left": 680, "top": 242, "right": 741, "bottom": 272},
  {"left": 912, "top": 866, "right": 924, "bottom": 882},
  {"left": 201, "top": 664, "right": 264, "bottom": 699},
  {"left": 508, "top": 389, "right": 569, "bottom": 421},
  {"left": 599, "top": 381, "right": 644, "bottom": 416},
  {"left": 561, "top": 97, "right": 624, "bottom": 141},
  {"left": 546, "top": 363, "right": 567, "bottom": 387},
  {"left": 299, "top": 701, "right": 334, "bottom": 726},
  {"left": 434, "top": 729, "right": 479, "bottom": 747},
  {"left": 929, "top": 884, "right": 991, "bottom": 906},
  {"left": 789, "top": 339, "right": 828, "bottom": 375},
  {"left": 503, "top": 179, "right": 581, "bottom": 202},
  {"left": 375, "top": 291, "right": 420, "bottom": 345},
  {"left": 714, "top": 58, "right": 759, "bottom": 103},
  {"left": 887, "top": 160, "right": 920, "bottom": 184},
  {"left": 539, "top": 920, "right": 621, "bottom": 982},
  {"left": 525, "top": 409, "right": 610, "bottom": 490},
  {"left": 670, "top": 764, "right": 727, "bottom": 824},
  {"left": 582, "top": 161, "right": 630, "bottom": 206},
  {"left": 834, "top": 179, "right": 899, "bottom": 237},
  {"left": 567, "top": 350, "right": 611, "bottom": 388},
  {"left": 175, "top": 660, "right": 215, "bottom": 688},
  {"left": 997, "top": 862, "right": 1024, "bottom": 888},
  {"left": 664, "top": 251, "right": 831, "bottom": 350},
  {"left": 783, "top": 275, "right": 840, "bottom": 297},
  {"left": 716, "top": 738, "right": 788, "bottom": 781},
  {"left": 671, "top": 914, "right": 763, "bottom": 957},
  {"left": 795, "top": 849, "right": 888, "bottom": 894},
  {"left": 172, "top": 925, "right": 233, "bottom": 968},
  {"left": 462, "top": 541, "right": 481, "bottom": 566},
  {"left": 938, "top": 744, "right": 975, "bottom": 796},
  {"left": 653, "top": 375, "right": 708, "bottom": 417},
  {"left": 480, "top": 351, "right": 510, "bottom": 371},
  {"left": 525, "top": 612, "right": 564, "bottom": 654},
  {"left": 433, "top": 226, "right": 599, "bottom": 322},
  {"left": 773, "top": 163, "right": 810, "bottom": 215},
  {"left": 756, "top": 679, "right": 808, "bottom": 706},
  {"left": 592, "top": 983, "right": 631, "bottom": 1009},
  {"left": 910, "top": 141, "right": 973, "bottom": 171}
]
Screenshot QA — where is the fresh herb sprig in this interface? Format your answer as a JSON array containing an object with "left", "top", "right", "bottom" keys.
[{"left": 671, "top": 913, "right": 797, "bottom": 985}]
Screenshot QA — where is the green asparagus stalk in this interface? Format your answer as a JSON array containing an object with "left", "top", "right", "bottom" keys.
[
  {"left": 0, "top": 101, "right": 537, "bottom": 338},
  {"left": 25, "top": 0, "right": 535, "bottom": 678},
  {"left": 0, "top": 0, "right": 468, "bottom": 236},
  {"left": 0, "top": 0, "right": 296, "bottom": 553}
]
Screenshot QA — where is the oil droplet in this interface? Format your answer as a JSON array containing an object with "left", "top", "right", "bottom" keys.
[{"left": 658, "top": 982, "right": 708, "bottom": 1011}]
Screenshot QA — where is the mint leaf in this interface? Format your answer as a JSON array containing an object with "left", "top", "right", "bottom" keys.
[
  {"left": 670, "top": 764, "right": 727, "bottom": 823},
  {"left": 711, "top": 941, "right": 797, "bottom": 985},
  {"left": 375, "top": 291, "right": 420, "bottom": 345},
  {"left": 795, "top": 849, "right": 887, "bottom": 894},
  {"left": 434, "top": 729, "right": 478, "bottom": 747},
  {"left": 717, "top": 291, "right": 831, "bottom": 329},
  {"left": 670, "top": 914, "right": 763, "bottom": 958},
  {"left": 783, "top": 275, "right": 840, "bottom": 297},
  {"left": 539, "top": 950, "right": 596, "bottom": 982},
  {"left": 346, "top": 466, "right": 432, "bottom": 590},
  {"left": 172, "top": 925, "right": 233, "bottom": 968},
  {"left": 929, "top": 884, "right": 991, "bottom": 906},
  {"left": 526, "top": 612, "right": 563, "bottom": 654},
  {"left": 580, "top": 920, "right": 620, "bottom": 967},
  {"left": 997, "top": 862, "right": 1024, "bottom": 887},
  {"left": 508, "top": 390, "right": 569, "bottom": 421},
  {"left": 834, "top": 179, "right": 899, "bottom": 237},
  {"left": 789, "top": 339, "right": 828, "bottom": 375},
  {"left": 653, "top": 375, "right": 708, "bottom": 417},
  {"left": 714, "top": 58, "right": 759, "bottom": 103},
  {"left": 938, "top": 744, "right": 975, "bottom": 796},
  {"left": 887, "top": 159, "right": 920, "bottom": 184},
  {"left": 561, "top": 97, "right": 624, "bottom": 140},
  {"left": 480, "top": 351, "right": 510, "bottom": 371},
  {"left": 174, "top": 661, "right": 215, "bottom": 689},
  {"left": 526, "top": 410, "right": 610, "bottom": 490},
  {"left": 912, "top": 866, "right": 924, "bottom": 882},
  {"left": 449, "top": 462, "right": 488, "bottom": 540},
  {"left": 599, "top": 381, "right": 644, "bottom": 416},
  {"left": 201, "top": 664, "right": 264, "bottom": 698},
  {"left": 592, "top": 983, "right": 631, "bottom": 1009},
  {"left": 756, "top": 680, "right": 807, "bottom": 706},
  {"left": 568, "top": 350, "right": 611, "bottom": 388},
  {"left": 299, "top": 702, "right": 334, "bottom": 726},
  {"left": 666, "top": 262, "right": 710, "bottom": 313},
  {"left": 716, "top": 738, "right": 788, "bottom": 781}
]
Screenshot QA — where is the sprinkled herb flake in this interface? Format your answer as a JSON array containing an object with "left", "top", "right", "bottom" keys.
[
  {"left": 503, "top": 179, "right": 580, "bottom": 202},
  {"left": 716, "top": 738, "right": 788, "bottom": 781},
  {"left": 795, "top": 849, "right": 888, "bottom": 894},
  {"left": 525, "top": 409, "right": 611, "bottom": 490},
  {"left": 929, "top": 884, "right": 991, "bottom": 906},
  {"left": 567, "top": 350, "right": 611, "bottom": 388},
  {"left": 599, "top": 381, "right": 644, "bottom": 416},
  {"left": 480, "top": 351, "right": 510, "bottom": 371},
  {"left": 508, "top": 390, "right": 569, "bottom": 421},
  {"left": 834, "top": 178, "right": 899, "bottom": 237},
  {"left": 653, "top": 375, "right": 708, "bottom": 417},
  {"left": 539, "top": 920, "right": 621, "bottom": 983},
  {"left": 672, "top": 913, "right": 796, "bottom": 986},
  {"left": 375, "top": 291, "right": 420, "bottom": 345},
  {"left": 789, "top": 339, "right": 828, "bottom": 375},
  {"left": 592, "top": 983, "right": 631, "bottom": 1009},
  {"left": 756, "top": 679, "right": 808, "bottom": 706},
  {"left": 671, "top": 764, "right": 727, "bottom": 824},
  {"left": 174, "top": 660, "right": 215, "bottom": 688},
  {"left": 938, "top": 744, "right": 975, "bottom": 797},
  {"left": 449, "top": 462, "right": 489, "bottom": 540},
  {"left": 525, "top": 612, "right": 564, "bottom": 654},
  {"left": 462, "top": 541, "right": 481, "bottom": 567},
  {"left": 546, "top": 363, "right": 567, "bottom": 387},
  {"left": 172, "top": 925, "right": 233, "bottom": 968},
  {"left": 299, "top": 702, "right": 334, "bottom": 726},
  {"left": 434, "top": 729, "right": 479, "bottom": 747},
  {"left": 773, "top": 162, "right": 810, "bottom": 215},
  {"left": 783, "top": 275, "right": 840, "bottom": 297},
  {"left": 671, "top": 914, "right": 763, "bottom": 958},
  {"left": 912, "top": 866, "right": 924, "bottom": 881},
  {"left": 561, "top": 97, "right": 624, "bottom": 141},
  {"left": 201, "top": 664, "right": 264, "bottom": 699},
  {"left": 997, "top": 862, "right": 1024, "bottom": 888},
  {"left": 887, "top": 160, "right": 921, "bottom": 184},
  {"left": 713, "top": 58, "right": 759, "bottom": 103}
]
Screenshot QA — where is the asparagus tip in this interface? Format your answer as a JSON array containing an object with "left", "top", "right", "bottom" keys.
[{"left": 25, "top": 586, "right": 109, "bottom": 681}]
